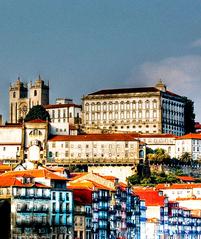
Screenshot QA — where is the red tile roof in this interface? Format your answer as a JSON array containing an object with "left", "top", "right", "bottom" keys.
[
  {"left": 176, "top": 133, "right": 201, "bottom": 140},
  {"left": 134, "top": 188, "right": 165, "bottom": 206},
  {"left": 177, "top": 176, "right": 196, "bottom": 182},
  {"left": 0, "top": 176, "right": 50, "bottom": 188},
  {"left": 26, "top": 119, "right": 47, "bottom": 123},
  {"left": 0, "top": 165, "right": 12, "bottom": 172},
  {"left": 48, "top": 133, "right": 137, "bottom": 142},
  {"left": 2, "top": 169, "right": 67, "bottom": 181}
]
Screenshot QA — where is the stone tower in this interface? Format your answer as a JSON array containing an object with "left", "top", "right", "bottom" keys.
[
  {"left": 29, "top": 75, "right": 49, "bottom": 108},
  {"left": 9, "top": 76, "right": 49, "bottom": 123},
  {"left": 9, "top": 77, "right": 28, "bottom": 123}
]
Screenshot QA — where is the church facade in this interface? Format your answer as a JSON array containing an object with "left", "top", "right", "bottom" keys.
[{"left": 9, "top": 76, "right": 49, "bottom": 123}]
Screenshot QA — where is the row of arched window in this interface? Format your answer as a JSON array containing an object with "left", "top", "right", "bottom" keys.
[{"left": 85, "top": 99, "right": 158, "bottom": 112}]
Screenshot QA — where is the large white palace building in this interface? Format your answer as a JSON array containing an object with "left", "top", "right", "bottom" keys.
[{"left": 82, "top": 80, "right": 185, "bottom": 136}]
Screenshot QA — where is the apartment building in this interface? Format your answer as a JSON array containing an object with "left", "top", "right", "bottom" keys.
[
  {"left": 0, "top": 168, "right": 74, "bottom": 239},
  {"left": 69, "top": 172, "right": 141, "bottom": 239},
  {"left": 44, "top": 98, "right": 82, "bottom": 135},
  {"left": 175, "top": 133, "right": 201, "bottom": 161}
]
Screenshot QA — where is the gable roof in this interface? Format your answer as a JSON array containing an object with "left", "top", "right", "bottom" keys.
[{"left": 2, "top": 169, "right": 67, "bottom": 181}]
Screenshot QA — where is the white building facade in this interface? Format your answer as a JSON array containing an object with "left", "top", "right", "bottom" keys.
[
  {"left": 82, "top": 81, "right": 186, "bottom": 136},
  {"left": 47, "top": 134, "right": 143, "bottom": 165},
  {"left": 45, "top": 99, "right": 82, "bottom": 135},
  {"left": 175, "top": 133, "right": 201, "bottom": 161}
]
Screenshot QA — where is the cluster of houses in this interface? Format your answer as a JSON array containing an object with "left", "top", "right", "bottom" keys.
[
  {"left": 0, "top": 166, "right": 201, "bottom": 239},
  {"left": 0, "top": 77, "right": 201, "bottom": 238}
]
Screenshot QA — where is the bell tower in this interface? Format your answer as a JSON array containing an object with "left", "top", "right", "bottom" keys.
[
  {"left": 9, "top": 77, "right": 28, "bottom": 123},
  {"left": 29, "top": 75, "right": 49, "bottom": 108}
]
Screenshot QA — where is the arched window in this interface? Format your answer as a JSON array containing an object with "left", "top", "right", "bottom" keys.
[
  {"left": 138, "top": 100, "right": 142, "bottom": 109},
  {"left": 103, "top": 102, "right": 107, "bottom": 111},
  {"left": 145, "top": 100, "right": 150, "bottom": 109},
  {"left": 34, "top": 90, "right": 37, "bottom": 96},
  {"left": 91, "top": 103, "right": 95, "bottom": 111},
  {"left": 126, "top": 101, "right": 130, "bottom": 110},
  {"left": 153, "top": 100, "right": 157, "bottom": 109},
  {"left": 13, "top": 92, "right": 16, "bottom": 98},
  {"left": 109, "top": 102, "right": 113, "bottom": 111},
  {"left": 120, "top": 101, "right": 124, "bottom": 110},
  {"left": 132, "top": 101, "right": 136, "bottom": 109},
  {"left": 85, "top": 103, "right": 89, "bottom": 112},
  {"left": 115, "top": 101, "right": 119, "bottom": 110},
  {"left": 97, "top": 102, "right": 101, "bottom": 111}
]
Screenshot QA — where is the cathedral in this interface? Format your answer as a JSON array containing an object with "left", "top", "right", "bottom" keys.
[{"left": 9, "top": 76, "right": 49, "bottom": 123}]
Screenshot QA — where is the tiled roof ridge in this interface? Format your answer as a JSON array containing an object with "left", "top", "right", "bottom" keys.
[
  {"left": 44, "top": 103, "right": 81, "bottom": 109},
  {"left": 48, "top": 133, "right": 137, "bottom": 141}
]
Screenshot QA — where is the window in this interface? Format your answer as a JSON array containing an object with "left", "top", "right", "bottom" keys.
[
  {"left": 91, "top": 103, "right": 95, "bottom": 111},
  {"left": 138, "top": 101, "right": 142, "bottom": 109},
  {"left": 52, "top": 192, "right": 56, "bottom": 200},
  {"left": 109, "top": 102, "right": 113, "bottom": 111},
  {"left": 153, "top": 100, "right": 157, "bottom": 109},
  {"left": 103, "top": 102, "right": 107, "bottom": 111},
  {"left": 115, "top": 101, "right": 118, "bottom": 110},
  {"left": 97, "top": 102, "right": 101, "bottom": 111},
  {"left": 120, "top": 102, "right": 124, "bottom": 110},
  {"left": 145, "top": 100, "right": 150, "bottom": 109},
  {"left": 34, "top": 90, "right": 37, "bottom": 96},
  {"left": 13, "top": 92, "right": 16, "bottom": 98}
]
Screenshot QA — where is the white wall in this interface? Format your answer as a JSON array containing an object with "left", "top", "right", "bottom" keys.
[{"left": 88, "top": 165, "right": 134, "bottom": 183}]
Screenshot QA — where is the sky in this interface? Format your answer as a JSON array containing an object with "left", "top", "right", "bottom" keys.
[{"left": 1, "top": 1, "right": 201, "bottom": 121}]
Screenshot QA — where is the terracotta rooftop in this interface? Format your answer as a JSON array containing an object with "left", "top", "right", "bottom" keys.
[
  {"left": 177, "top": 176, "right": 196, "bottom": 182},
  {"left": 176, "top": 133, "right": 201, "bottom": 140},
  {"left": 48, "top": 133, "right": 137, "bottom": 142},
  {"left": 26, "top": 119, "right": 47, "bottom": 123},
  {"left": 2, "top": 169, "right": 68, "bottom": 181},
  {"left": 134, "top": 188, "right": 165, "bottom": 206},
  {"left": 69, "top": 180, "right": 114, "bottom": 191},
  {"left": 0, "top": 176, "right": 50, "bottom": 188}
]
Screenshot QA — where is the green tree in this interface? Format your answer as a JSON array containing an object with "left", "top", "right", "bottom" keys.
[
  {"left": 24, "top": 105, "right": 51, "bottom": 122},
  {"left": 180, "top": 152, "right": 192, "bottom": 164},
  {"left": 183, "top": 97, "right": 195, "bottom": 134},
  {"left": 148, "top": 148, "right": 170, "bottom": 164}
]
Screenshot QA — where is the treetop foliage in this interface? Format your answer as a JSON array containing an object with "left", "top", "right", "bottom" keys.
[{"left": 24, "top": 105, "right": 51, "bottom": 122}]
